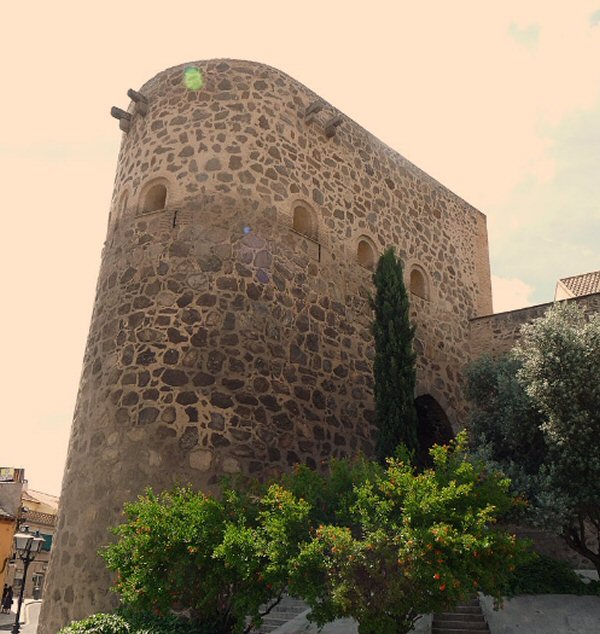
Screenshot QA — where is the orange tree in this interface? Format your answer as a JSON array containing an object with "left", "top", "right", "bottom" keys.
[
  {"left": 100, "top": 484, "right": 312, "bottom": 634},
  {"left": 288, "top": 433, "right": 528, "bottom": 634},
  {"left": 95, "top": 434, "right": 525, "bottom": 634}
]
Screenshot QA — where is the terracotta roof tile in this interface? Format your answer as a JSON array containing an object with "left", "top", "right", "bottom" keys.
[
  {"left": 559, "top": 271, "right": 600, "bottom": 297},
  {"left": 22, "top": 510, "right": 56, "bottom": 527}
]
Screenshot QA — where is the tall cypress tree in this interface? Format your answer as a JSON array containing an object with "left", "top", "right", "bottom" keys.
[{"left": 371, "top": 247, "right": 418, "bottom": 463}]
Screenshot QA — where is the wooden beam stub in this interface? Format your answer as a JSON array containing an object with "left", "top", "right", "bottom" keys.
[{"left": 325, "top": 114, "right": 343, "bottom": 138}]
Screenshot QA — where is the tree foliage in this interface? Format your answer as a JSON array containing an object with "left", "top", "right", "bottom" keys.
[
  {"left": 98, "top": 437, "right": 523, "bottom": 634},
  {"left": 467, "top": 303, "right": 600, "bottom": 573},
  {"left": 289, "top": 433, "right": 525, "bottom": 634},
  {"left": 465, "top": 354, "right": 547, "bottom": 478},
  {"left": 101, "top": 484, "right": 311, "bottom": 634},
  {"left": 506, "top": 552, "right": 600, "bottom": 596},
  {"left": 58, "top": 610, "right": 196, "bottom": 634},
  {"left": 371, "top": 247, "right": 418, "bottom": 463},
  {"left": 58, "top": 613, "right": 132, "bottom": 634},
  {"left": 514, "top": 302, "right": 600, "bottom": 572}
]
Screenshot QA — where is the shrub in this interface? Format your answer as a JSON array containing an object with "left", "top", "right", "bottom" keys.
[
  {"left": 101, "top": 484, "right": 311, "bottom": 634},
  {"left": 57, "top": 610, "right": 199, "bottom": 634},
  {"left": 99, "top": 435, "right": 525, "bottom": 634},
  {"left": 507, "top": 553, "right": 600, "bottom": 596},
  {"left": 58, "top": 613, "right": 131, "bottom": 634},
  {"left": 288, "top": 433, "right": 528, "bottom": 634},
  {"left": 280, "top": 455, "right": 383, "bottom": 527},
  {"left": 466, "top": 304, "right": 600, "bottom": 573}
]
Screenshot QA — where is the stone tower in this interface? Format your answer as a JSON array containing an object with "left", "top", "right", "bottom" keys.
[{"left": 39, "top": 59, "right": 492, "bottom": 633}]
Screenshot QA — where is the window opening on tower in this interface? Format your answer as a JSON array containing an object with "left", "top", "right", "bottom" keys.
[
  {"left": 142, "top": 183, "right": 167, "bottom": 213},
  {"left": 409, "top": 267, "right": 429, "bottom": 300},
  {"left": 357, "top": 238, "right": 376, "bottom": 270},
  {"left": 292, "top": 204, "right": 318, "bottom": 241}
]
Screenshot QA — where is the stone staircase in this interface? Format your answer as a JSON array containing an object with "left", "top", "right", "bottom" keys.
[
  {"left": 252, "top": 595, "right": 309, "bottom": 633},
  {"left": 432, "top": 596, "right": 490, "bottom": 634}
]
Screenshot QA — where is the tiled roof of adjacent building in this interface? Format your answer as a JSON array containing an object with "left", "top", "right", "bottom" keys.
[
  {"left": 22, "top": 509, "right": 57, "bottom": 527},
  {"left": 558, "top": 271, "right": 600, "bottom": 297}
]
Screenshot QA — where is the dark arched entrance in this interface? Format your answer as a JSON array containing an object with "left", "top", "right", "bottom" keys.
[{"left": 415, "top": 395, "right": 454, "bottom": 468}]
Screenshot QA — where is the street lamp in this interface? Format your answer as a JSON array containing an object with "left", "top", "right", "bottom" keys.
[{"left": 11, "top": 526, "right": 44, "bottom": 634}]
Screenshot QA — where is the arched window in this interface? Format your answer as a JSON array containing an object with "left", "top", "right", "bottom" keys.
[
  {"left": 142, "top": 183, "right": 167, "bottom": 213},
  {"left": 119, "top": 191, "right": 129, "bottom": 218},
  {"left": 409, "top": 266, "right": 429, "bottom": 300},
  {"left": 357, "top": 238, "right": 376, "bottom": 270},
  {"left": 292, "top": 203, "right": 317, "bottom": 240}
]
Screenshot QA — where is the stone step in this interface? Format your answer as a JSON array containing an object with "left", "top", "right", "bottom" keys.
[
  {"left": 433, "top": 618, "right": 488, "bottom": 630},
  {"left": 432, "top": 629, "right": 489, "bottom": 634},
  {"left": 261, "top": 616, "right": 296, "bottom": 625},
  {"left": 447, "top": 605, "right": 481, "bottom": 614},
  {"left": 256, "top": 596, "right": 490, "bottom": 634},
  {"left": 432, "top": 595, "right": 489, "bottom": 634},
  {"left": 269, "top": 599, "right": 306, "bottom": 608},
  {"left": 252, "top": 595, "right": 309, "bottom": 634},
  {"left": 261, "top": 609, "right": 305, "bottom": 618},
  {"left": 435, "top": 612, "right": 485, "bottom": 622}
]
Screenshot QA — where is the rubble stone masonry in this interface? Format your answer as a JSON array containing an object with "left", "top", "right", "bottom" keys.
[
  {"left": 40, "top": 59, "right": 494, "bottom": 632},
  {"left": 470, "top": 292, "right": 600, "bottom": 358}
]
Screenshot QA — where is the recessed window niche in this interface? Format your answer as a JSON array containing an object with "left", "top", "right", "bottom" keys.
[
  {"left": 141, "top": 182, "right": 167, "bottom": 213},
  {"left": 119, "top": 191, "right": 129, "bottom": 217},
  {"left": 292, "top": 203, "right": 318, "bottom": 241},
  {"left": 357, "top": 238, "right": 376, "bottom": 270},
  {"left": 409, "top": 266, "right": 429, "bottom": 300}
]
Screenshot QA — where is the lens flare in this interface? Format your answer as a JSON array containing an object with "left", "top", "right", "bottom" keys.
[{"left": 184, "top": 67, "right": 204, "bottom": 91}]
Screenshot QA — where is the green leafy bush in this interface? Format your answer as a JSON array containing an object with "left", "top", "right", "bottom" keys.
[
  {"left": 119, "top": 609, "right": 201, "bottom": 634},
  {"left": 57, "top": 613, "right": 131, "bottom": 634},
  {"left": 101, "top": 484, "right": 311, "bottom": 634},
  {"left": 57, "top": 610, "right": 199, "bottom": 634},
  {"left": 507, "top": 553, "right": 600, "bottom": 596},
  {"left": 98, "top": 434, "right": 525, "bottom": 634},
  {"left": 287, "top": 433, "right": 528, "bottom": 634},
  {"left": 466, "top": 304, "right": 600, "bottom": 573},
  {"left": 281, "top": 455, "right": 383, "bottom": 527}
]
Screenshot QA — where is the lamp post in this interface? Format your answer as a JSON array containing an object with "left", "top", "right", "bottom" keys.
[{"left": 11, "top": 526, "right": 44, "bottom": 634}]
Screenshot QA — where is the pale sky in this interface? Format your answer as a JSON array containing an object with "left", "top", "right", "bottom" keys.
[{"left": 1, "top": 1, "right": 598, "bottom": 497}]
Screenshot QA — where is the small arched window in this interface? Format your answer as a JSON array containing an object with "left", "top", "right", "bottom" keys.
[
  {"left": 142, "top": 183, "right": 167, "bottom": 213},
  {"left": 119, "top": 191, "right": 129, "bottom": 218},
  {"left": 410, "top": 267, "right": 429, "bottom": 300},
  {"left": 292, "top": 204, "right": 317, "bottom": 240},
  {"left": 357, "top": 238, "right": 376, "bottom": 270}
]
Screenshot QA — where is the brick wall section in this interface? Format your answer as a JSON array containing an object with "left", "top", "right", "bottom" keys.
[
  {"left": 40, "top": 59, "right": 493, "bottom": 633},
  {"left": 470, "top": 292, "right": 600, "bottom": 359}
]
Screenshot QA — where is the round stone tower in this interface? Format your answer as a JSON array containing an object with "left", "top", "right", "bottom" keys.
[{"left": 39, "top": 59, "right": 492, "bottom": 633}]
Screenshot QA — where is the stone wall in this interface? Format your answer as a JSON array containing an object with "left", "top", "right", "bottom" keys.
[
  {"left": 40, "top": 59, "right": 493, "bottom": 633},
  {"left": 470, "top": 292, "right": 600, "bottom": 358},
  {"left": 509, "top": 526, "right": 598, "bottom": 570}
]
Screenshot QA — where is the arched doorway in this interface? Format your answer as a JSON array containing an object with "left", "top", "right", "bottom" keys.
[{"left": 415, "top": 395, "right": 454, "bottom": 467}]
